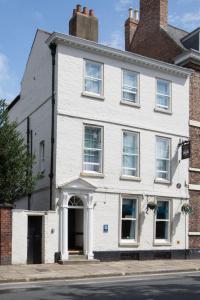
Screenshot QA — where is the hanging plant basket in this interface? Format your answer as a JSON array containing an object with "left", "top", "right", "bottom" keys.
[
  {"left": 146, "top": 201, "right": 157, "bottom": 214},
  {"left": 181, "top": 203, "right": 192, "bottom": 215}
]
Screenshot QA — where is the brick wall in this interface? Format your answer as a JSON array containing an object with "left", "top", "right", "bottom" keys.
[
  {"left": 131, "top": 29, "right": 182, "bottom": 63},
  {"left": 140, "top": 0, "right": 168, "bottom": 30},
  {"left": 188, "top": 70, "right": 200, "bottom": 248},
  {"left": 128, "top": 0, "right": 183, "bottom": 62},
  {"left": 125, "top": 17, "right": 138, "bottom": 51},
  {"left": 189, "top": 70, "right": 200, "bottom": 121},
  {"left": 0, "top": 207, "right": 12, "bottom": 265}
]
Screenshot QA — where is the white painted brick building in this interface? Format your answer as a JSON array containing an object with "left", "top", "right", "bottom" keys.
[{"left": 8, "top": 7, "right": 191, "bottom": 264}]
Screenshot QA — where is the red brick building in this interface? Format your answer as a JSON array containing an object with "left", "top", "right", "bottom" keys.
[{"left": 125, "top": 0, "right": 200, "bottom": 251}]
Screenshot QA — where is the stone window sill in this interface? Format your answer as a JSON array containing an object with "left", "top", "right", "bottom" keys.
[
  {"left": 120, "top": 100, "right": 140, "bottom": 108},
  {"left": 81, "top": 92, "right": 105, "bottom": 101},
  {"left": 80, "top": 172, "right": 105, "bottom": 179},
  {"left": 154, "top": 241, "right": 172, "bottom": 247},
  {"left": 154, "top": 108, "right": 172, "bottom": 115},
  {"left": 119, "top": 242, "right": 139, "bottom": 248},
  {"left": 154, "top": 179, "right": 171, "bottom": 185},
  {"left": 120, "top": 176, "right": 141, "bottom": 182}
]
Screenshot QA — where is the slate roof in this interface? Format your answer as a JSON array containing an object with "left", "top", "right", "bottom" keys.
[{"left": 167, "top": 24, "right": 188, "bottom": 49}]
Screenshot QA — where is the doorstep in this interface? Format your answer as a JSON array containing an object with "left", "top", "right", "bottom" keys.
[{"left": 58, "top": 255, "right": 100, "bottom": 265}]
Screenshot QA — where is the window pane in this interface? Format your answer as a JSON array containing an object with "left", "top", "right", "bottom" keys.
[
  {"left": 156, "top": 138, "right": 169, "bottom": 159},
  {"left": 122, "top": 199, "right": 136, "bottom": 218},
  {"left": 84, "top": 163, "right": 100, "bottom": 173},
  {"left": 157, "top": 80, "right": 170, "bottom": 110},
  {"left": 157, "top": 201, "right": 169, "bottom": 219},
  {"left": 157, "top": 95, "right": 169, "bottom": 109},
  {"left": 123, "top": 132, "right": 138, "bottom": 154},
  {"left": 85, "top": 127, "right": 101, "bottom": 149},
  {"left": 123, "top": 132, "right": 138, "bottom": 177},
  {"left": 123, "top": 91, "right": 137, "bottom": 102},
  {"left": 124, "top": 71, "right": 137, "bottom": 88},
  {"left": 156, "top": 137, "right": 170, "bottom": 180},
  {"left": 121, "top": 220, "right": 136, "bottom": 240},
  {"left": 156, "top": 221, "right": 169, "bottom": 239},
  {"left": 84, "top": 149, "right": 101, "bottom": 164},
  {"left": 123, "top": 155, "right": 137, "bottom": 169},
  {"left": 123, "top": 168, "right": 137, "bottom": 177},
  {"left": 85, "top": 79, "right": 101, "bottom": 95},
  {"left": 123, "top": 71, "right": 138, "bottom": 103},
  {"left": 84, "top": 127, "right": 102, "bottom": 173},
  {"left": 157, "top": 80, "right": 170, "bottom": 96},
  {"left": 86, "top": 61, "right": 101, "bottom": 79},
  {"left": 156, "top": 171, "right": 168, "bottom": 180}
]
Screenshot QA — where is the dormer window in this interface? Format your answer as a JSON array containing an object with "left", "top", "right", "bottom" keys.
[{"left": 181, "top": 28, "right": 200, "bottom": 52}]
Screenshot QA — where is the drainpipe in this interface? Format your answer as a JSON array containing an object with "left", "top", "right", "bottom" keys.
[
  {"left": 49, "top": 43, "right": 57, "bottom": 211},
  {"left": 27, "top": 117, "right": 31, "bottom": 210}
]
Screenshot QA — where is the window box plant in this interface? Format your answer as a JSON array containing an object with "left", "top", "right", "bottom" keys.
[
  {"left": 181, "top": 203, "right": 192, "bottom": 215},
  {"left": 146, "top": 201, "right": 157, "bottom": 214}
]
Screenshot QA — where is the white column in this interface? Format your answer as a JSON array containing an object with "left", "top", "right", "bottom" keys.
[
  {"left": 87, "top": 194, "right": 94, "bottom": 260},
  {"left": 60, "top": 192, "right": 69, "bottom": 261},
  {"left": 61, "top": 207, "right": 68, "bottom": 260},
  {"left": 84, "top": 208, "right": 88, "bottom": 256}
]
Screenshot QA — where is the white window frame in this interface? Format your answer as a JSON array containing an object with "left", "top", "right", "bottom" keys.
[
  {"left": 154, "top": 198, "right": 171, "bottom": 245},
  {"left": 39, "top": 140, "right": 45, "bottom": 173},
  {"left": 83, "top": 125, "right": 103, "bottom": 174},
  {"left": 84, "top": 59, "right": 103, "bottom": 97},
  {"left": 156, "top": 78, "right": 171, "bottom": 112},
  {"left": 155, "top": 136, "right": 171, "bottom": 183},
  {"left": 119, "top": 195, "right": 139, "bottom": 245},
  {"left": 122, "top": 69, "right": 139, "bottom": 105},
  {"left": 122, "top": 130, "right": 140, "bottom": 179}
]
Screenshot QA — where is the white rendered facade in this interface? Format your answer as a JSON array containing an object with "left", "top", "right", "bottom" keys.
[{"left": 10, "top": 30, "right": 191, "bottom": 264}]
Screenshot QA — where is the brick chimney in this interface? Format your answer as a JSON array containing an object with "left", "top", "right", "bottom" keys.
[
  {"left": 69, "top": 4, "right": 99, "bottom": 42},
  {"left": 140, "top": 0, "right": 168, "bottom": 31},
  {"left": 125, "top": 8, "right": 139, "bottom": 51}
]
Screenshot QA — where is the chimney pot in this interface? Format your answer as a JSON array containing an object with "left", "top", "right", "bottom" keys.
[
  {"left": 69, "top": 5, "right": 99, "bottom": 42},
  {"left": 134, "top": 9, "right": 139, "bottom": 21},
  {"left": 129, "top": 8, "right": 133, "bottom": 18},
  {"left": 83, "top": 7, "right": 89, "bottom": 15},
  {"left": 76, "top": 4, "right": 81, "bottom": 13},
  {"left": 89, "top": 9, "right": 95, "bottom": 17}
]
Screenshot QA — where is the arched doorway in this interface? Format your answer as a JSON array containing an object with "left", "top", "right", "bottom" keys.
[{"left": 68, "top": 196, "right": 84, "bottom": 254}]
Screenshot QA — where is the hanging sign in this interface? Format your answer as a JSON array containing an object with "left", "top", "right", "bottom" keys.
[
  {"left": 182, "top": 141, "right": 191, "bottom": 160},
  {"left": 103, "top": 225, "right": 109, "bottom": 233}
]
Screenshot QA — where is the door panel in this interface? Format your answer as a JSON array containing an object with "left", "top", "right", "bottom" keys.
[{"left": 27, "top": 216, "right": 42, "bottom": 264}]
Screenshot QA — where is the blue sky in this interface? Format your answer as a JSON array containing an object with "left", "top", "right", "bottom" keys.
[{"left": 0, "top": 0, "right": 200, "bottom": 101}]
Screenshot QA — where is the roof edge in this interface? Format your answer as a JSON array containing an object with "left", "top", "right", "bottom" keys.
[
  {"left": 46, "top": 32, "right": 192, "bottom": 78},
  {"left": 7, "top": 95, "right": 20, "bottom": 111}
]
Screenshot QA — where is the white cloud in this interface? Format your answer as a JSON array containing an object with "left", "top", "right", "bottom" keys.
[
  {"left": 0, "top": 52, "right": 19, "bottom": 101},
  {"left": 115, "top": 0, "right": 133, "bottom": 12},
  {"left": 169, "top": 10, "right": 200, "bottom": 31},
  {"left": 102, "top": 31, "right": 124, "bottom": 50}
]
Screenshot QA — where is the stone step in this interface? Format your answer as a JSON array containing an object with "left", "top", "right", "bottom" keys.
[{"left": 58, "top": 255, "right": 100, "bottom": 265}]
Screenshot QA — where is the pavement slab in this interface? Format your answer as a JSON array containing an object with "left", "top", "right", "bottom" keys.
[{"left": 1, "top": 260, "right": 200, "bottom": 283}]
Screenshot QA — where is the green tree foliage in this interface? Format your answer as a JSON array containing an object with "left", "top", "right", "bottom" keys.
[{"left": 0, "top": 99, "right": 39, "bottom": 204}]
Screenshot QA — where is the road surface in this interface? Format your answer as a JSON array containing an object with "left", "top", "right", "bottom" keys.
[{"left": 0, "top": 271, "right": 200, "bottom": 299}]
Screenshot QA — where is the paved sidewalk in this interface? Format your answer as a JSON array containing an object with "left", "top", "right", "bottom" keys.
[{"left": 1, "top": 260, "right": 200, "bottom": 283}]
